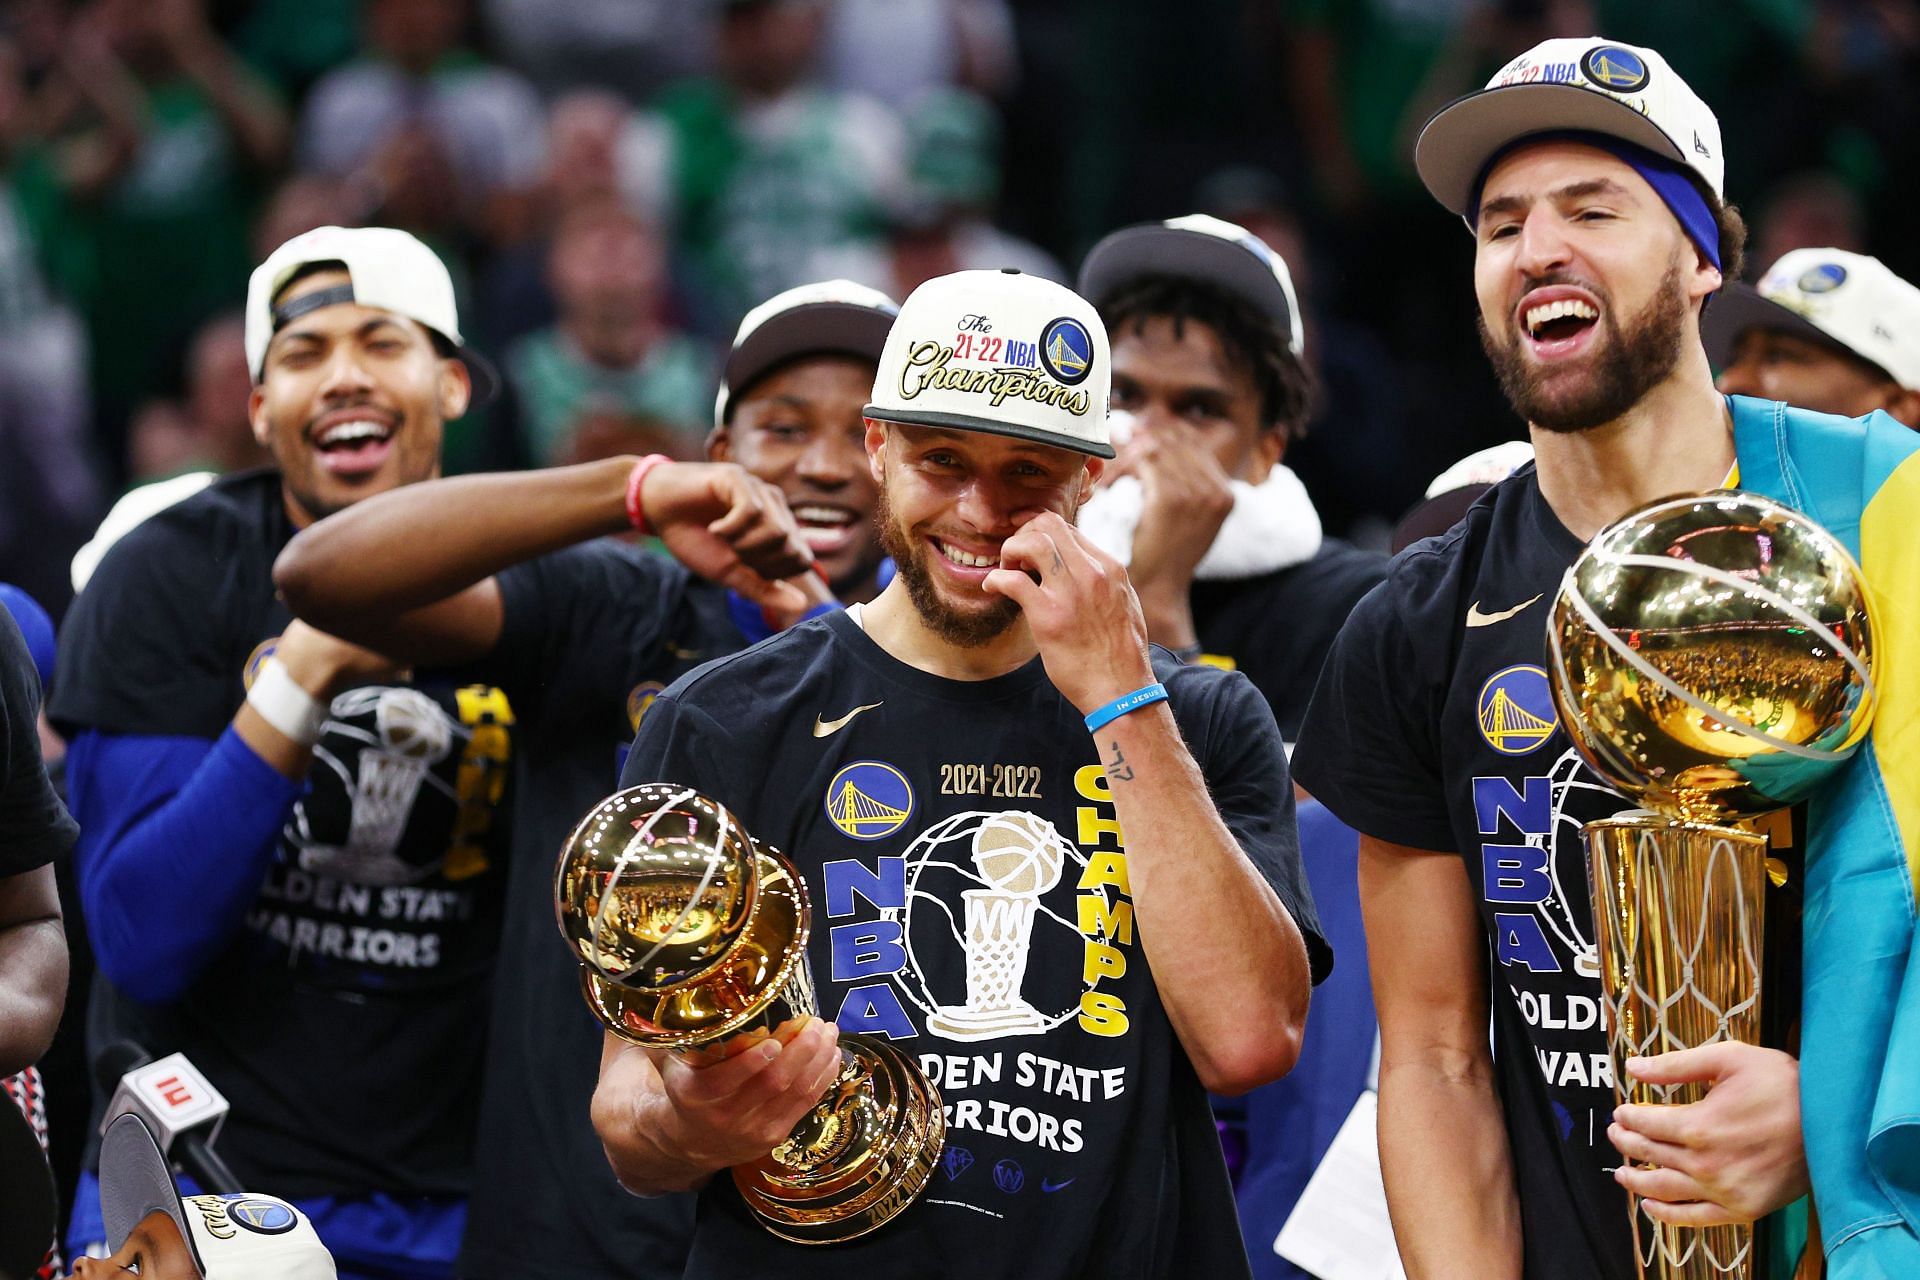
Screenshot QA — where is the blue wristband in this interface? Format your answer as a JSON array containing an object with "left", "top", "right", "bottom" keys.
[{"left": 1083, "top": 682, "right": 1169, "bottom": 733}]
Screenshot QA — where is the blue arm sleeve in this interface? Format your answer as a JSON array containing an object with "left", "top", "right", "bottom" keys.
[{"left": 68, "top": 728, "right": 304, "bottom": 1004}]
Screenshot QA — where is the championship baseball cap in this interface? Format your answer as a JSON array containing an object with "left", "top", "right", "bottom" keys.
[
  {"left": 98, "top": 1114, "right": 336, "bottom": 1279},
  {"left": 244, "top": 226, "right": 500, "bottom": 406},
  {"left": 1703, "top": 249, "right": 1920, "bottom": 391},
  {"left": 1077, "top": 213, "right": 1305, "bottom": 357},
  {"left": 1416, "top": 38, "right": 1725, "bottom": 216},
  {"left": 866, "top": 269, "right": 1113, "bottom": 457},
  {"left": 1392, "top": 440, "right": 1537, "bottom": 553},
  {"left": 714, "top": 279, "right": 900, "bottom": 429}
]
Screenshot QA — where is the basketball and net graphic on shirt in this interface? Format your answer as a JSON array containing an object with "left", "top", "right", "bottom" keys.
[
  {"left": 288, "top": 686, "right": 469, "bottom": 886},
  {"left": 882, "top": 809, "right": 1092, "bottom": 1042}
]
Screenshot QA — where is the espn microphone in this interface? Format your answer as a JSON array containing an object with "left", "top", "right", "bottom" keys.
[{"left": 95, "top": 1041, "right": 243, "bottom": 1194}]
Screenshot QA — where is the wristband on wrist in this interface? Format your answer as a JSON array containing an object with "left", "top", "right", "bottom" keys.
[
  {"left": 624, "top": 454, "right": 675, "bottom": 536},
  {"left": 247, "top": 656, "right": 330, "bottom": 747},
  {"left": 1083, "top": 682, "right": 1169, "bottom": 733}
]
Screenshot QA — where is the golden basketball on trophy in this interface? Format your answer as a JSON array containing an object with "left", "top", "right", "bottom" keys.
[
  {"left": 1548, "top": 490, "right": 1877, "bottom": 1280},
  {"left": 553, "top": 783, "right": 945, "bottom": 1244}
]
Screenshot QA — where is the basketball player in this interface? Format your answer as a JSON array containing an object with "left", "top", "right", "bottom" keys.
[
  {"left": 1074, "top": 214, "right": 1385, "bottom": 737},
  {"left": 593, "top": 268, "right": 1327, "bottom": 1279},
  {"left": 51, "top": 227, "right": 814, "bottom": 1279},
  {"left": 1294, "top": 38, "right": 1920, "bottom": 1279},
  {"left": 1705, "top": 248, "right": 1920, "bottom": 427},
  {"left": 272, "top": 279, "right": 897, "bottom": 1280}
]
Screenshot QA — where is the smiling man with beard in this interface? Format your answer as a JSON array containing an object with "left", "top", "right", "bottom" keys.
[
  {"left": 592, "top": 268, "right": 1327, "bottom": 1280},
  {"left": 51, "top": 227, "right": 817, "bottom": 1280},
  {"left": 1294, "top": 38, "right": 1920, "bottom": 1280}
]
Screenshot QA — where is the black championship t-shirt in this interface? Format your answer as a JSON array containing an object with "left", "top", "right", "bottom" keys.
[
  {"left": 460, "top": 543, "right": 743, "bottom": 1280},
  {"left": 0, "top": 607, "right": 76, "bottom": 876},
  {"left": 1189, "top": 540, "right": 1387, "bottom": 739},
  {"left": 1295, "top": 469, "right": 1801, "bottom": 1280},
  {"left": 620, "top": 609, "right": 1330, "bottom": 1280},
  {"left": 50, "top": 469, "right": 514, "bottom": 1197}
]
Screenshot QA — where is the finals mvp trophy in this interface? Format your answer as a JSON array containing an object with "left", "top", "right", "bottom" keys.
[
  {"left": 1549, "top": 491, "right": 1878, "bottom": 1280},
  {"left": 554, "top": 783, "right": 944, "bottom": 1243}
]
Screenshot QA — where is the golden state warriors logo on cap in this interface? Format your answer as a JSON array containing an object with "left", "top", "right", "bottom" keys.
[
  {"left": 1039, "top": 317, "right": 1094, "bottom": 387},
  {"left": 1477, "top": 665, "right": 1558, "bottom": 755},
  {"left": 1798, "top": 263, "right": 1848, "bottom": 294},
  {"left": 226, "top": 1196, "right": 299, "bottom": 1234},
  {"left": 1580, "top": 45, "right": 1650, "bottom": 93},
  {"left": 826, "top": 761, "right": 914, "bottom": 840}
]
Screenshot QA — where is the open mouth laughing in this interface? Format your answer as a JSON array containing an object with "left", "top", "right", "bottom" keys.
[
  {"left": 309, "top": 408, "right": 400, "bottom": 477},
  {"left": 793, "top": 503, "right": 864, "bottom": 555},
  {"left": 1515, "top": 286, "right": 1603, "bottom": 361}
]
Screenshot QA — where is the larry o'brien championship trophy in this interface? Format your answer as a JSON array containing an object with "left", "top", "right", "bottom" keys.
[
  {"left": 554, "top": 783, "right": 945, "bottom": 1243},
  {"left": 1549, "top": 491, "right": 1878, "bottom": 1280}
]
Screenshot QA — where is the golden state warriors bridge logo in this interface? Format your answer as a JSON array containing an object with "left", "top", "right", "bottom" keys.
[
  {"left": 826, "top": 761, "right": 915, "bottom": 841},
  {"left": 1477, "top": 664, "right": 1559, "bottom": 755},
  {"left": 1580, "top": 45, "right": 1650, "bottom": 94}
]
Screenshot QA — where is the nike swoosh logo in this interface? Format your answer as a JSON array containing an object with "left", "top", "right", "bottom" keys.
[
  {"left": 812, "top": 701, "right": 884, "bottom": 737},
  {"left": 1466, "top": 593, "right": 1543, "bottom": 627},
  {"left": 1041, "top": 1177, "right": 1074, "bottom": 1193}
]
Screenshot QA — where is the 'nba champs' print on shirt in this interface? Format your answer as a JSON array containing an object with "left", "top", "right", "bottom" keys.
[
  {"left": 243, "top": 644, "right": 514, "bottom": 987},
  {"left": 622, "top": 610, "right": 1327, "bottom": 1279},
  {"left": 823, "top": 774, "right": 1139, "bottom": 1165}
]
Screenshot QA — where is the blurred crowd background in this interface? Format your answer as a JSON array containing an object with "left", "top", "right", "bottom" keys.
[{"left": 2, "top": 0, "right": 1918, "bottom": 616}]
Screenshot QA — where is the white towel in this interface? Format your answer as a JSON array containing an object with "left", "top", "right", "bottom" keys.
[{"left": 1077, "top": 462, "right": 1323, "bottom": 581}]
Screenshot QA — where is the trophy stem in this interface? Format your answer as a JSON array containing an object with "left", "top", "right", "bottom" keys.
[{"left": 1585, "top": 816, "right": 1768, "bottom": 1280}]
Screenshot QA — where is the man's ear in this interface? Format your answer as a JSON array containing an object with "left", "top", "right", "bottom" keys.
[
  {"left": 247, "top": 384, "right": 272, "bottom": 449},
  {"left": 1079, "top": 457, "right": 1104, "bottom": 503},
  {"left": 439, "top": 359, "right": 473, "bottom": 422},
  {"left": 865, "top": 418, "right": 888, "bottom": 484},
  {"left": 1688, "top": 239, "right": 1724, "bottom": 306},
  {"left": 707, "top": 424, "right": 733, "bottom": 463}
]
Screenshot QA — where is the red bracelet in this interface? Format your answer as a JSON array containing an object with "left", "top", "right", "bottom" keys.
[{"left": 624, "top": 454, "right": 674, "bottom": 535}]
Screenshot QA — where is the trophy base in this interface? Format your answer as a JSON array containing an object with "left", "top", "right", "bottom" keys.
[{"left": 734, "top": 1033, "right": 946, "bottom": 1244}]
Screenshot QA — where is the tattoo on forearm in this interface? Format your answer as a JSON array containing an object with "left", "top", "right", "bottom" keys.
[{"left": 1105, "top": 740, "right": 1135, "bottom": 783}]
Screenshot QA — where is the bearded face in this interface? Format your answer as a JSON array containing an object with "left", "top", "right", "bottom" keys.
[{"left": 1480, "top": 259, "right": 1688, "bottom": 433}]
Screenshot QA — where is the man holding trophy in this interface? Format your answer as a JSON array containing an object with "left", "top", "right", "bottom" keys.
[
  {"left": 588, "top": 267, "right": 1328, "bottom": 1277},
  {"left": 1294, "top": 36, "right": 1920, "bottom": 1280}
]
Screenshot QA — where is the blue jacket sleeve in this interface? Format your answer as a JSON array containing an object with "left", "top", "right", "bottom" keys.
[{"left": 68, "top": 728, "right": 305, "bottom": 1004}]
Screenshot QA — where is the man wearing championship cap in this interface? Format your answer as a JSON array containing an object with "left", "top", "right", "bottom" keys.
[
  {"left": 1073, "top": 213, "right": 1385, "bottom": 739},
  {"left": 50, "top": 228, "right": 814, "bottom": 1279},
  {"left": 1708, "top": 248, "right": 1920, "bottom": 427},
  {"left": 591, "top": 268, "right": 1326, "bottom": 1278},
  {"left": 272, "top": 278, "right": 897, "bottom": 1279},
  {"left": 68, "top": 1115, "right": 336, "bottom": 1279},
  {"left": 1294, "top": 37, "right": 1920, "bottom": 1279}
]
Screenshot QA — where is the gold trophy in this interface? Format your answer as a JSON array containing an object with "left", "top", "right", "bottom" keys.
[
  {"left": 554, "top": 783, "right": 945, "bottom": 1244},
  {"left": 1549, "top": 491, "right": 1878, "bottom": 1279}
]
